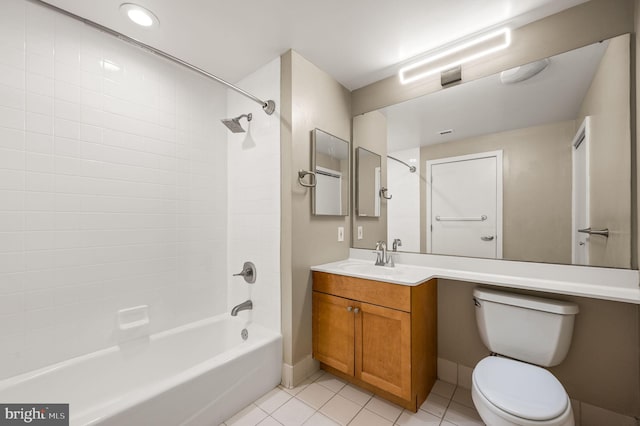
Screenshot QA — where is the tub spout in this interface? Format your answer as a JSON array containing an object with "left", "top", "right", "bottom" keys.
[{"left": 231, "top": 300, "right": 253, "bottom": 316}]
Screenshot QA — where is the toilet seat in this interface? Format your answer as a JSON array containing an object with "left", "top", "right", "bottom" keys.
[{"left": 473, "top": 357, "right": 571, "bottom": 424}]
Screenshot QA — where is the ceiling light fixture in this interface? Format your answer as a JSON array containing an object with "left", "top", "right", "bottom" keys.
[
  {"left": 500, "top": 58, "right": 550, "bottom": 84},
  {"left": 120, "top": 3, "right": 159, "bottom": 28},
  {"left": 399, "top": 28, "right": 511, "bottom": 85}
]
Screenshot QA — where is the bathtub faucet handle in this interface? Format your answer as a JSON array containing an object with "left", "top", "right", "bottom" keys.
[{"left": 233, "top": 261, "right": 256, "bottom": 284}]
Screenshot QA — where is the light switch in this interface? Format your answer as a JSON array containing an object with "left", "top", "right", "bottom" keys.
[
  {"left": 357, "top": 226, "right": 363, "bottom": 240},
  {"left": 338, "top": 227, "right": 344, "bottom": 242}
]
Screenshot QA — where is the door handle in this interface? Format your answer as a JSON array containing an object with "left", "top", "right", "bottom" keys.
[
  {"left": 481, "top": 236, "right": 495, "bottom": 241},
  {"left": 578, "top": 227, "right": 609, "bottom": 238}
]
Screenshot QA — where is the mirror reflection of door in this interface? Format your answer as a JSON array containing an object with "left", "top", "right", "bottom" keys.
[
  {"left": 356, "top": 147, "right": 382, "bottom": 217},
  {"left": 427, "top": 151, "right": 503, "bottom": 259},
  {"left": 312, "top": 129, "right": 350, "bottom": 216},
  {"left": 315, "top": 166, "right": 343, "bottom": 215},
  {"left": 572, "top": 117, "right": 591, "bottom": 265},
  {"left": 374, "top": 167, "right": 381, "bottom": 217}
]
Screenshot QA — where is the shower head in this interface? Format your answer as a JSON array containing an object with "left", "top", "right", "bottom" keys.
[{"left": 221, "top": 113, "right": 252, "bottom": 133}]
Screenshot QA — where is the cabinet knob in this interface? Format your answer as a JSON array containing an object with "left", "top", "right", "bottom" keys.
[
  {"left": 353, "top": 307, "right": 360, "bottom": 314},
  {"left": 346, "top": 306, "right": 353, "bottom": 312}
]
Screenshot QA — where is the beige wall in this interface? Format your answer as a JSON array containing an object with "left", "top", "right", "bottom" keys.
[
  {"left": 419, "top": 121, "right": 575, "bottom": 263},
  {"left": 635, "top": 0, "right": 640, "bottom": 273},
  {"left": 577, "top": 34, "right": 632, "bottom": 268},
  {"left": 352, "top": 0, "right": 635, "bottom": 116},
  {"left": 438, "top": 280, "right": 640, "bottom": 417},
  {"left": 280, "top": 51, "right": 352, "bottom": 373},
  {"left": 353, "top": 111, "right": 388, "bottom": 248}
]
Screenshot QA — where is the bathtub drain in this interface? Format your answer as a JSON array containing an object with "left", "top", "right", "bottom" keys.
[{"left": 241, "top": 328, "right": 248, "bottom": 341}]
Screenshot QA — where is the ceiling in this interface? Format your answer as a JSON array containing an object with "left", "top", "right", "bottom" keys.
[
  {"left": 384, "top": 40, "right": 607, "bottom": 153},
  {"left": 43, "top": 0, "right": 589, "bottom": 90}
]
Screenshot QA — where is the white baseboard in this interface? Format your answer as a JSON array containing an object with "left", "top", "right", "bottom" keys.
[
  {"left": 438, "top": 357, "right": 473, "bottom": 390},
  {"left": 281, "top": 355, "right": 320, "bottom": 388}
]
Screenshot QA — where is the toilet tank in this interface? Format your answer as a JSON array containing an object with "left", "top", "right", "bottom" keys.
[{"left": 473, "top": 288, "right": 579, "bottom": 367}]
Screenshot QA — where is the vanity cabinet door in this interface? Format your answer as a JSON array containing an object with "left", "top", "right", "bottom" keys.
[
  {"left": 355, "top": 302, "right": 412, "bottom": 401},
  {"left": 312, "top": 292, "right": 355, "bottom": 375}
]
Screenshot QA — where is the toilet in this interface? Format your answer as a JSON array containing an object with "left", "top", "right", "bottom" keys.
[{"left": 471, "top": 288, "right": 579, "bottom": 426}]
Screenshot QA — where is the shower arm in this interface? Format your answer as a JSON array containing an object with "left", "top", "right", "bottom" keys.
[
  {"left": 387, "top": 155, "right": 417, "bottom": 173},
  {"left": 26, "top": 0, "right": 276, "bottom": 116},
  {"left": 235, "top": 114, "right": 252, "bottom": 122}
]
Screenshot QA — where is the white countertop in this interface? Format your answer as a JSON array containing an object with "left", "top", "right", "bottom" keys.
[
  {"left": 311, "top": 259, "right": 437, "bottom": 286},
  {"left": 310, "top": 249, "right": 640, "bottom": 304}
]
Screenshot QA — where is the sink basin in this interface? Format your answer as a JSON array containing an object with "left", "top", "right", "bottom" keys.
[
  {"left": 313, "top": 259, "right": 433, "bottom": 286},
  {"left": 337, "top": 262, "right": 402, "bottom": 277}
]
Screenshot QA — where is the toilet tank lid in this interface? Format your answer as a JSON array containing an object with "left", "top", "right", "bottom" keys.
[{"left": 473, "top": 288, "right": 579, "bottom": 315}]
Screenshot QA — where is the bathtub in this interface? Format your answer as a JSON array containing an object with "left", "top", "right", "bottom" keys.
[{"left": 0, "top": 315, "right": 282, "bottom": 425}]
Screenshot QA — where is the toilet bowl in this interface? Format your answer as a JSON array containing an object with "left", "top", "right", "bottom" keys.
[
  {"left": 471, "top": 288, "right": 579, "bottom": 426},
  {"left": 471, "top": 357, "right": 573, "bottom": 426}
]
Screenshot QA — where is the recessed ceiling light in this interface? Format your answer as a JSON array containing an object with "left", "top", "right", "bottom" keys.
[{"left": 120, "top": 3, "right": 159, "bottom": 28}]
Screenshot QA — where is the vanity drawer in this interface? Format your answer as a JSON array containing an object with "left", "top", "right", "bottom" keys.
[{"left": 312, "top": 271, "right": 411, "bottom": 312}]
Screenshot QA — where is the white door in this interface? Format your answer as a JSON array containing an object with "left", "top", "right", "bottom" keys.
[
  {"left": 572, "top": 118, "right": 590, "bottom": 265},
  {"left": 427, "top": 151, "right": 503, "bottom": 259}
]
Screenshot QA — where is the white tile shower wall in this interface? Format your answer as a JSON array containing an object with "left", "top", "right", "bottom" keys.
[
  {"left": 227, "top": 58, "right": 281, "bottom": 333},
  {"left": 387, "top": 148, "right": 420, "bottom": 252},
  {"left": 0, "top": 0, "right": 229, "bottom": 378}
]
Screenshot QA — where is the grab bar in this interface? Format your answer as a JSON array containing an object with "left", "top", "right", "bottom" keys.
[
  {"left": 436, "top": 215, "right": 487, "bottom": 222},
  {"left": 578, "top": 227, "right": 609, "bottom": 238}
]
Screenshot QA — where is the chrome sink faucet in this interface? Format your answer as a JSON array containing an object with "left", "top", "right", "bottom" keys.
[
  {"left": 375, "top": 241, "right": 394, "bottom": 267},
  {"left": 231, "top": 300, "right": 253, "bottom": 316}
]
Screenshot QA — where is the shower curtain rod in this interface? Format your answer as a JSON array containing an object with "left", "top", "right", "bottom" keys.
[
  {"left": 27, "top": 0, "right": 276, "bottom": 115},
  {"left": 387, "top": 155, "right": 417, "bottom": 173}
]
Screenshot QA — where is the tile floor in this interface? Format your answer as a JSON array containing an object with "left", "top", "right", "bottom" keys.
[{"left": 222, "top": 371, "right": 484, "bottom": 426}]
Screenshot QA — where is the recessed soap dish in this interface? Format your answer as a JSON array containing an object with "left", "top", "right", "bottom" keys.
[{"left": 118, "top": 305, "right": 149, "bottom": 331}]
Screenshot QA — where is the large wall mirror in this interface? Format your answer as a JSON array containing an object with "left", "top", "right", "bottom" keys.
[
  {"left": 312, "top": 129, "right": 350, "bottom": 216},
  {"left": 352, "top": 34, "right": 632, "bottom": 269}
]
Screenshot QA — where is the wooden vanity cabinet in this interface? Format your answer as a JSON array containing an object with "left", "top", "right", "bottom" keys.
[{"left": 312, "top": 271, "right": 437, "bottom": 412}]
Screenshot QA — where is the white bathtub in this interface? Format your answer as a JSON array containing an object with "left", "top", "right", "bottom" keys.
[{"left": 0, "top": 315, "right": 282, "bottom": 425}]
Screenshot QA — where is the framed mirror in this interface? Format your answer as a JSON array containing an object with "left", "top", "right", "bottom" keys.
[
  {"left": 352, "top": 34, "right": 632, "bottom": 269},
  {"left": 356, "top": 147, "right": 382, "bottom": 217},
  {"left": 312, "top": 129, "right": 350, "bottom": 216}
]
